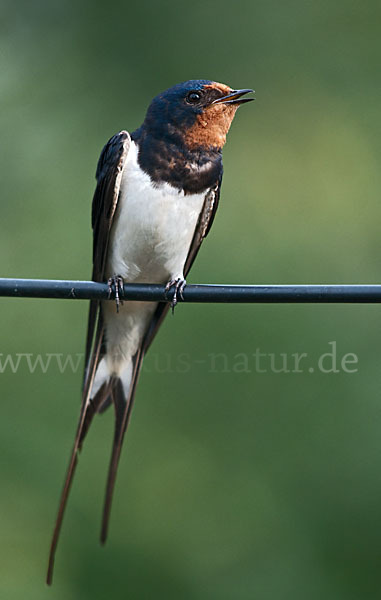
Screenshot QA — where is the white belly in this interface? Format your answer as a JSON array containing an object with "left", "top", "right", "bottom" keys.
[
  {"left": 106, "top": 140, "right": 206, "bottom": 283},
  {"left": 101, "top": 140, "right": 207, "bottom": 376}
]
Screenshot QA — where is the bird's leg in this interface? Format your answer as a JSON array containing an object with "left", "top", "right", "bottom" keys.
[
  {"left": 107, "top": 275, "right": 125, "bottom": 313},
  {"left": 165, "top": 278, "right": 187, "bottom": 313}
]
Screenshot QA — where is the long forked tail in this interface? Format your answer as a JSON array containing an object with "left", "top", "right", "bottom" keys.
[{"left": 46, "top": 329, "right": 144, "bottom": 585}]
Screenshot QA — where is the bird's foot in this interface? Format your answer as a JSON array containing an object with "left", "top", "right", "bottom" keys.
[
  {"left": 107, "top": 275, "right": 125, "bottom": 313},
  {"left": 165, "top": 278, "right": 186, "bottom": 314}
]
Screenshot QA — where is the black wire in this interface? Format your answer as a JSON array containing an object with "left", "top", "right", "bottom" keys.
[{"left": 1, "top": 278, "right": 381, "bottom": 303}]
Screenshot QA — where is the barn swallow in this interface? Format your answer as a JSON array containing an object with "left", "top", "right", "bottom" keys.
[{"left": 47, "top": 80, "right": 253, "bottom": 583}]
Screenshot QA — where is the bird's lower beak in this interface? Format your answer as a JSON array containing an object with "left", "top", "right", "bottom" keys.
[{"left": 212, "top": 88, "right": 254, "bottom": 105}]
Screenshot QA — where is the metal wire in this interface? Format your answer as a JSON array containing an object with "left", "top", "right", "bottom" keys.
[{"left": 1, "top": 278, "right": 381, "bottom": 303}]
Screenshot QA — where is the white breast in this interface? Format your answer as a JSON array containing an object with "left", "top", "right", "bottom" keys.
[{"left": 106, "top": 141, "right": 206, "bottom": 284}]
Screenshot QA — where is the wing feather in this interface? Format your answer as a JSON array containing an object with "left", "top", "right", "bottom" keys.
[{"left": 85, "top": 131, "right": 130, "bottom": 366}]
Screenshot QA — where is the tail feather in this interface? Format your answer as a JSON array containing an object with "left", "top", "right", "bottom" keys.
[{"left": 47, "top": 298, "right": 167, "bottom": 584}]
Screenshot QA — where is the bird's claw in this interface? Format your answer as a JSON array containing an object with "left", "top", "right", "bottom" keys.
[
  {"left": 107, "top": 275, "right": 125, "bottom": 313},
  {"left": 165, "top": 278, "right": 186, "bottom": 313}
]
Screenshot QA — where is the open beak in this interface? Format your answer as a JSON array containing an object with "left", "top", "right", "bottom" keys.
[{"left": 212, "top": 88, "right": 254, "bottom": 106}]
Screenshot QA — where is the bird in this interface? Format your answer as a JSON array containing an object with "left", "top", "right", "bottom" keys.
[{"left": 46, "top": 79, "right": 253, "bottom": 584}]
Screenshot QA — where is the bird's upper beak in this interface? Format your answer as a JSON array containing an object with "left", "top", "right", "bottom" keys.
[{"left": 212, "top": 88, "right": 254, "bottom": 106}]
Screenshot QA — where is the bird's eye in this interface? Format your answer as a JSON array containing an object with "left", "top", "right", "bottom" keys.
[{"left": 186, "top": 91, "right": 202, "bottom": 104}]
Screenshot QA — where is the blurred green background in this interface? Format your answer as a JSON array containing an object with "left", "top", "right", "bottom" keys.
[{"left": 1, "top": 0, "right": 381, "bottom": 598}]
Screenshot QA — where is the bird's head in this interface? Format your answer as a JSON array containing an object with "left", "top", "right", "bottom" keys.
[{"left": 142, "top": 80, "right": 254, "bottom": 152}]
